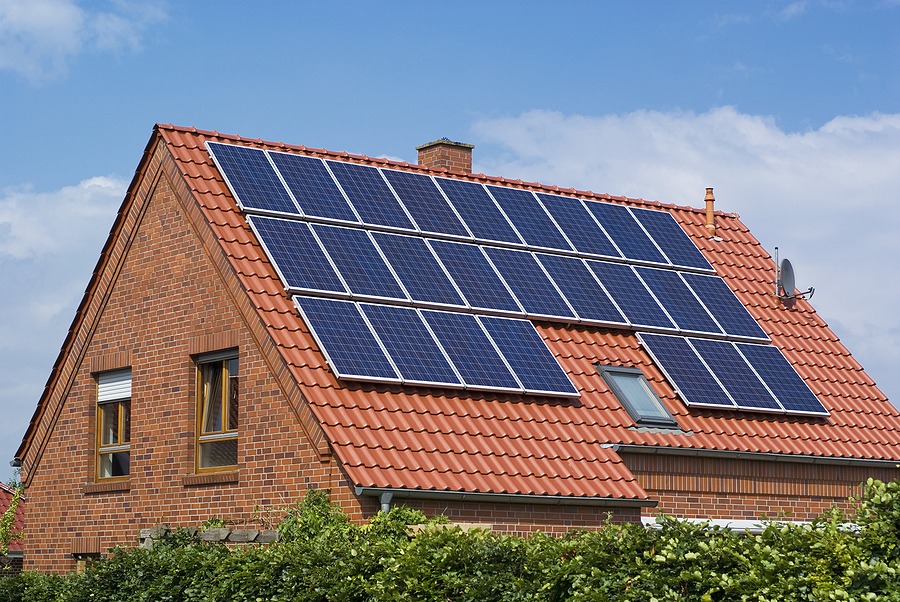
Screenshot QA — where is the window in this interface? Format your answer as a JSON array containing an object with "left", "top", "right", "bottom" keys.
[
  {"left": 196, "top": 352, "right": 238, "bottom": 470},
  {"left": 597, "top": 364, "right": 678, "bottom": 428},
  {"left": 96, "top": 369, "right": 131, "bottom": 479}
]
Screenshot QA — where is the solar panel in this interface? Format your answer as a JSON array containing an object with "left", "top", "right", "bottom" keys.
[
  {"left": 737, "top": 343, "right": 828, "bottom": 415},
  {"left": 360, "top": 304, "right": 462, "bottom": 386},
  {"left": 487, "top": 186, "right": 573, "bottom": 251},
  {"left": 371, "top": 232, "right": 465, "bottom": 307},
  {"left": 682, "top": 273, "right": 768, "bottom": 340},
  {"left": 437, "top": 178, "right": 523, "bottom": 244},
  {"left": 689, "top": 338, "right": 781, "bottom": 411},
  {"left": 484, "top": 247, "right": 575, "bottom": 319},
  {"left": 585, "top": 201, "right": 667, "bottom": 264},
  {"left": 479, "top": 316, "right": 579, "bottom": 397},
  {"left": 207, "top": 142, "right": 298, "bottom": 214},
  {"left": 635, "top": 267, "right": 722, "bottom": 334},
  {"left": 588, "top": 261, "right": 675, "bottom": 329},
  {"left": 312, "top": 225, "right": 407, "bottom": 300},
  {"left": 422, "top": 310, "right": 522, "bottom": 391},
  {"left": 537, "top": 254, "right": 628, "bottom": 325},
  {"left": 382, "top": 170, "right": 471, "bottom": 237},
  {"left": 268, "top": 152, "right": 358, "bottom": 222},
  {"left": 327, "top": 161, "right": 416, "bottom": 230},
  {"left": 639, "top": 333, "right": 735, "bottom": 409},
  {"left": 248, "top": 217, "right": 346, "bottom": 293},
  {"left": 630, "top": 207, "right": 712, "bottom": 270},
  {"left": 429, "top": 240, "right": 522, "bottom": 313},
  {"left": 536, "top": 194, "right": 621, "bottom": 258},
  {"left": 294, "top": 296, "right": 399, "bottom": 381}
]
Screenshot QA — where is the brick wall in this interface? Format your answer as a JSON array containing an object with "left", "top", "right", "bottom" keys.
[
  {"left": 622, "top": 452, "right": 900, "bottom": 521},
  {"left": 395, "top": 499, "right": 642, "bottom": 537},
  {"left": 21, "top": 152, "right": 363, "bottom": 573}
]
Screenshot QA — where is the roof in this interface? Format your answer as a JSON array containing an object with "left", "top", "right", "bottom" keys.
[
  {"left": 0, "top": 483, "right": 24, "bottom": 553},
  {"left": 19, "top": 124, "right": 900, "bottom": 503}
]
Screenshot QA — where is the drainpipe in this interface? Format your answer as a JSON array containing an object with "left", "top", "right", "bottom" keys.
[{"left": 379, "top": 490, "right": 394, "bottom": 513}]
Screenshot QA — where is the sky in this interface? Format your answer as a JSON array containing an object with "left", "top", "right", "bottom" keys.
[{"left": 1, "top": 0, "right": 899, "bottom": 470}]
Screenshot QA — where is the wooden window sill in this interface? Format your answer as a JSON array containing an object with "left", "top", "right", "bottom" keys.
[
  {"left": 83, "top": 480, "right": 131, "bottom": 494},
  {"left": 182, "top": 470, "right": 240, "bottom": 487}
]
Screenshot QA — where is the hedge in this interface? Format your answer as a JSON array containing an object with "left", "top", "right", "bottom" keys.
[{"left": 3, "top": 478, "right": 900, "bottom": 601}]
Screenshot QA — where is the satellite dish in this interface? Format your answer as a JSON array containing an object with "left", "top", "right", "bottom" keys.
[
  {"left": 774, "top": 250, "right": 814, "bottom": 301},
  {"left": 778, "top": 258, "right": 795, "bottom": 298}
]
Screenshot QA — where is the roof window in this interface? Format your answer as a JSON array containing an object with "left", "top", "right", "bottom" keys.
[{"left": 597, "top": 365, "right": 678, "bottom": 428}]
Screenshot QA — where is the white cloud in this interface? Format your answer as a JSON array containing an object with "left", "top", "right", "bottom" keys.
[
  {"left": 472, "top": 107, "right": 900, "bottom": 402},
  {"left": 0, "top": 175, "right": 126, "bottom": 463},
  {"left": 0, "top": 0, "right": 166, "bottom": 81}
]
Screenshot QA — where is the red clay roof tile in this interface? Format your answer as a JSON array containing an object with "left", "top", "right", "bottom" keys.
[{"left": 155, "top": 124, "right": 900, "bottom": 503}]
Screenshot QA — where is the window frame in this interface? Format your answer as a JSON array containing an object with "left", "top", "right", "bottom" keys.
[
  {"left": 596, "top": 364, "right": 679, "bottom": 428},
  {"left": 195, "top": 350, "right": 239, "bottom": 473},
  {"left": 95, "top": 369, "right": 131, "bottom": 481}
]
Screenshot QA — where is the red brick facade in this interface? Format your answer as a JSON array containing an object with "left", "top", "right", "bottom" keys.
[{"left": 19, "top": 143, "right": 365, "bottom": 572}]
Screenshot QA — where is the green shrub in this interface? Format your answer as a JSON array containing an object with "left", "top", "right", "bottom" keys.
[{"left": 10, "top": 481, "right": 900, "bottom": 601}]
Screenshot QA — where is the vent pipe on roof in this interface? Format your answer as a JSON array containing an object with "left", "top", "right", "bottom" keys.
[
  {"left": 416, "top": 138, "right": 474, "bottom": 173},
  {"left": 704, "top": 187, "right": 716, "bottom": 237}
]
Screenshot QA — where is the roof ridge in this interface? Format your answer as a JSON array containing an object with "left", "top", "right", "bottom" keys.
[{"left": 157, "top": 124, "right": 734, "bottom": 216}]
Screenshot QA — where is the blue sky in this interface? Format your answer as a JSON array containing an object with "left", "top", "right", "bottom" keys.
[{"left": 1, "top": 0, "right": 899, "bottom": 469}]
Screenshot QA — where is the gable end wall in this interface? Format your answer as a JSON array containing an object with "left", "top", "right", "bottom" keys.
[{"left": 22, "top": 143, "right": 359, "bottom": 572}]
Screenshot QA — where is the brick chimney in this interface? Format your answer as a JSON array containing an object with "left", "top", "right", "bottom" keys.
[{"left": 416, "top": 138, "right": 474, "bottom": 173}]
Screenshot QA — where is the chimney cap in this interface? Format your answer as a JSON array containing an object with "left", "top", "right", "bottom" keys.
[{"left": 416, "top": 137, "right": 475, "bottom": 151}]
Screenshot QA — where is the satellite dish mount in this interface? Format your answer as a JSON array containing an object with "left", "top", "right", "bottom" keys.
[{"left": 775, "top": 247, "right": 814, "bottom": 302}]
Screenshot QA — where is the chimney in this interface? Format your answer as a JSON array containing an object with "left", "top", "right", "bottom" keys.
[
  {"left": 416, "top": 138, "right": 474, "bottom": 173},
  {"left": 704, "top": 187, "right": 716, "bottom": 237}
]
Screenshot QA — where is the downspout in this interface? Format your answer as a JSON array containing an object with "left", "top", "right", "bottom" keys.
[{"left": 379, "top": 490, "right": 394, "bottom": 513}]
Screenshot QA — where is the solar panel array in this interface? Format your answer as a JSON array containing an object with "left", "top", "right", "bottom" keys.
[
  {"left": 208, "top": 141, "right": 828, "bottom": 414},
  {"left": 639, "top": 334, "right": 827, "bottom": 416}
]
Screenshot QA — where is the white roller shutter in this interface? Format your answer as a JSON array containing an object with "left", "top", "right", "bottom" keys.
[{"left": 97, "top": 369, "right": 131, "bottom": 403}]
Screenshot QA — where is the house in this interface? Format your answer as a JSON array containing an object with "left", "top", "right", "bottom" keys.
[
  {"left": 0, "top": 482, "right": 24, "bottom": 575},
  {"left": 16, "top": 124, "right": 900, "bottom": 572}
]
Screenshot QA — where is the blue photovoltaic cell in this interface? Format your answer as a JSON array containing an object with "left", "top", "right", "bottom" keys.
[
  {"left": 484, "top": 247, "right": 575, "bottom": 319},
  {"left": 537, "top": 254, "right": 627, "bottom": 324},
  {"left": 639, "top": 334, "right": 735, "bottom": 408},
  {"left": 422, "top": 310, "right": 521, "bottom": 391},
  {"left": 312, "top": 225, "right": 407, "bottom": 300},
  {"left": 429, "top": 240, "right": 522, "bottom": 313},
  {"left": 371, "top": 232, "right": 465, "bottom": 307},
  {"left": 588, "top": 261, "right": 674, "bottom": 329},
  {"left": 208, "top": 142, "right": 297, "bottom": 214},
  {"left": 327, "top": 161, "right": 416, "bottom": 230},
  {"left": 382, "top": 170, "right": 471, "bottom": 237},
  {"left": 268, "top": 152, "right": 357, "bottom": 222},
  {"left": 249, "top": 217, "right": 345, "bottom": 293},
  {"left": 536, "top": 194, "right": 621, "bottom": 258},
  {"left": 360, "top": 304, "right": 461, "bottom": 385},
  {"left": 737, "top": 343, "right": 828, "bottom": 415},
  {"left": 630, "top": 207, "right": 712, "bottom": 270},
  {"left": 635, "top": 267, "right": 722, "bottom": 334},
  {"left": 437, "top": 178, "right": 522, "bottom": 244},
  {"left": 487, "top": 186, "right": 573, "bottom": 251},
  {"left": 479, "top": 316, "right": 579, "bottom": 397},
  {"left": 682, "top": 273, "right": 768, "bottom": 340},
  {"left": 690, "top": 338, "right": 781, "bottom": 411},
  {"left": 294, "top": 296, "right": 398, "bottom": 381},
  {"left": 585, "top": 201, "right": 667, "bottom": 264}
]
